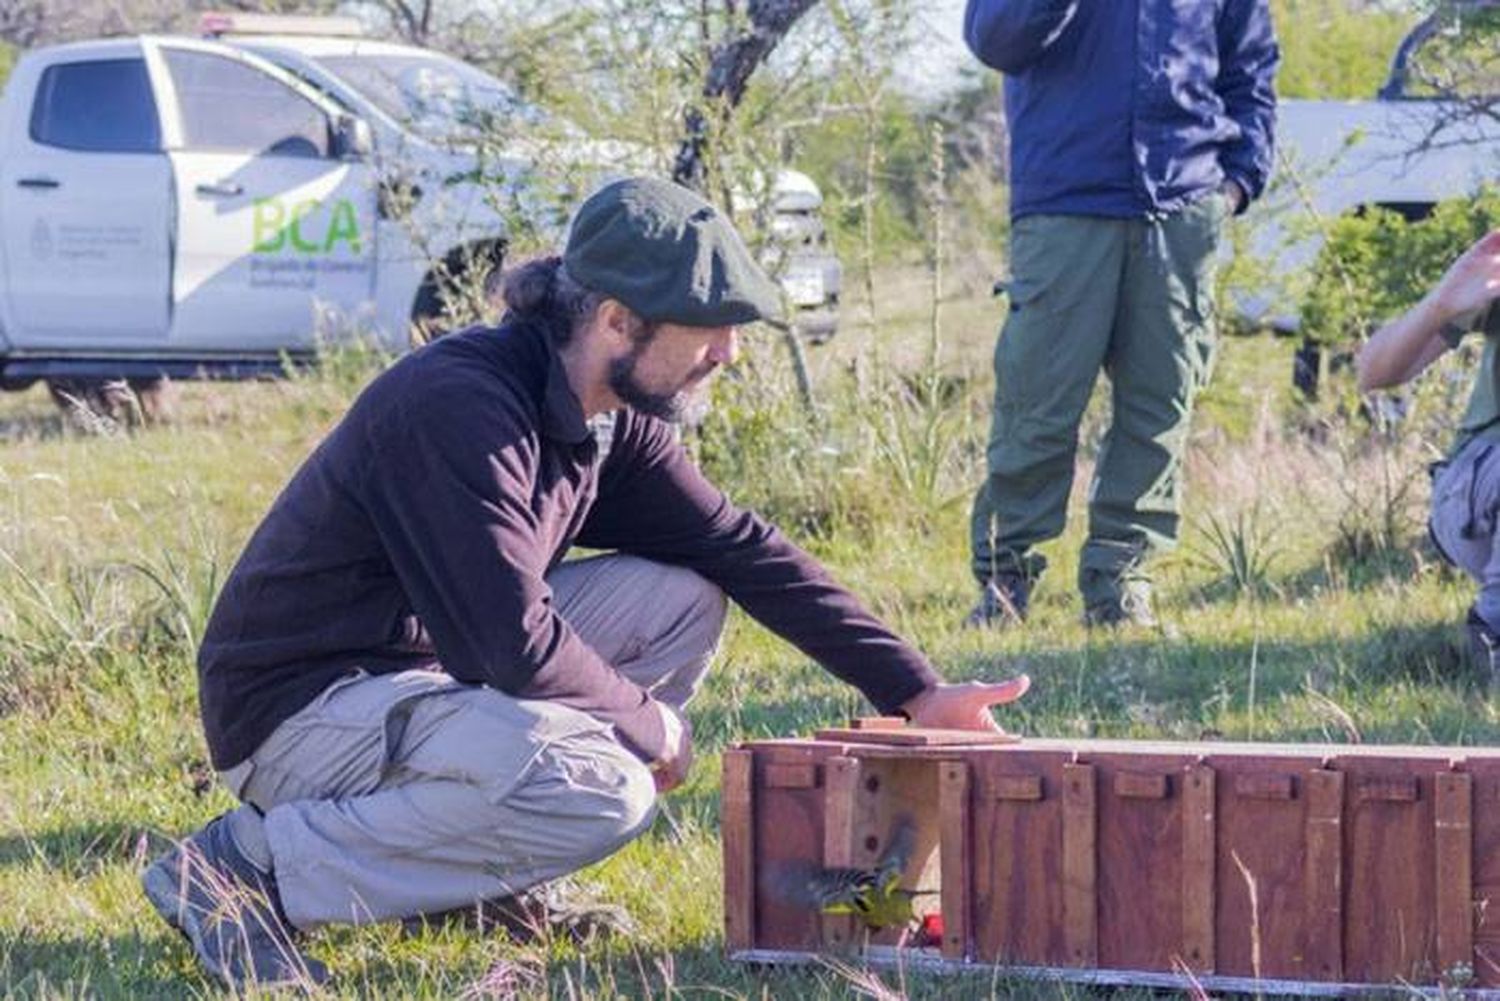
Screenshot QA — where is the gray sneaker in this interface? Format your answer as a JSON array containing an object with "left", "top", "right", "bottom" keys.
[
  {"left": 141, "top": 813, "right": 327, "bottom": 990},
  {"left": 963, "top": 573, "right": 1029, "bottom": 629}
]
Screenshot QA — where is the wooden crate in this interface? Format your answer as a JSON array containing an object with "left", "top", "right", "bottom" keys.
[{"left": 723, "top": 726, "right": 1500, "bottom": 995}]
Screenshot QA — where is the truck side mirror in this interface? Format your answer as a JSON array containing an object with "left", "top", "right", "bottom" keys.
[{"left": 333, "top": 114, "right": 373, "bottom": 160}]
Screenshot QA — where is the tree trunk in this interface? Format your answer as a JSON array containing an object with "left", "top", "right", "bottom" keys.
[{"left": 672, "top": 0, "right": 820, "bottom": 192}]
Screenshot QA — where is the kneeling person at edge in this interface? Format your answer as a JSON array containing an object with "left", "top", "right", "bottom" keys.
[
  {"left": 1357, "top": 230, "right": 1500, "bottom": 682},
  {"left": 140, "top": 176, "right": 1032, "bottom": 989}
]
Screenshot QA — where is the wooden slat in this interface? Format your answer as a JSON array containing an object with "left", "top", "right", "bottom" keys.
[
  {"left": 1062, "top": 762, "right": 1098, "bottom": 967},
  {"left": 763, "top": 762, "right": 819, "bottom": 790},
  {"left": 1115, "top": 772, "right": 1170, "bottom": 800},
  {"left": 722, "top": 749, "right": 756, "bottom": 951},
  {"left": 1182, "top": 765, "right": 1216, "bottom": 973},
  {"left": 1304, "top": 769, "right": 1344, "bottom": 981},
  {"left": 1356, "top": 775, "right": 1419, "bottom": 803},
  {"left": 990, "top": 774, "right": 1044, "bottom": 802},
  {"left": 1234, "top": 773, "right": 1295, "bottom": 801},
  {"left": 821, "top": 756, "right": 861, "bottom": 951},
  {"left": 1435, "top": 772, "right": 1474, "bottom": 979},
  {"left": 849, "top": 717, "right": 908, "bottom": 730},
  {"left": 939, "top": 760, "right": 972, "bottom": 960}
]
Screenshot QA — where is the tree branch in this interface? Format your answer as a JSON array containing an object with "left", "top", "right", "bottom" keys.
[{"left": 672, "top": 0, "right": 819, "bottom": 191}]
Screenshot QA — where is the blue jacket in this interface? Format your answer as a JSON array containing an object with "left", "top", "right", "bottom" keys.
[{"left": 964, "top": 0, "right": 1279, "bottom": 220}]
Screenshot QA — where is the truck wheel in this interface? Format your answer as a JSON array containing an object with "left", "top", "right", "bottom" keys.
[
  {"left": 411, "top": 245, "right": 506, "bottom": 344},
  {"left": 129, "top": 377, "right": 173, "bottom": 423},
  {"left": 409, "top": 279, "right": 450, "bottom": 344},
  {"left": 47, "top": 377, "right": 172, "bottom": 432}
]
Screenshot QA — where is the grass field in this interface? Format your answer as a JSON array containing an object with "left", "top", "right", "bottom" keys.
[{"left": 0, "top": 255, "right": 1493, "bottom": 999}]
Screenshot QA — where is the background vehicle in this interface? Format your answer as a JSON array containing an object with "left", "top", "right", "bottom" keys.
[
  {"left": 0, "top": 13, "right": 841, "bottom": 417},
  {"left": 764, "top": 169, "right": 841, "bottom": 342},
  {"left": 1237, "top": 0, "right": 1500, "bottom": 332},
  {"left": 231, "top": 20, "right": 841, "bottom": 340}
]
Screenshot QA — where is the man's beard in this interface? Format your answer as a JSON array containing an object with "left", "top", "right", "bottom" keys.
[{"left": 607, "top": 348, "right": 714, "bottom": 423}]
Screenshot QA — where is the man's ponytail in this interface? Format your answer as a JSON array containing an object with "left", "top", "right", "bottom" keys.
[{"left": 500, "top": 257, "right": 604, "bottom": 347}]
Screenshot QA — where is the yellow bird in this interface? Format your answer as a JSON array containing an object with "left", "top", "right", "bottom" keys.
[{"left": 799, "top": 816, "right": 918, "bottom": 931}]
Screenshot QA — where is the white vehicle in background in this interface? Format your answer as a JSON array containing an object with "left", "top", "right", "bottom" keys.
[
  {"left": 228, "top": 19, "right": 841, "bottom": 339},
  {"left": 0, "top": 12, "right": 840, "bottom": 417},
  {"left": 764, "top": 168, "right": 841, "bottom": 342}
]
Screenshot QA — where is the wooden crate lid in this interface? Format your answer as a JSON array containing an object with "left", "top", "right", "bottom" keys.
[
  {"left": 738, "top": 726, "right": 1500, "bottom": 763},
  {"left": 811, "top": 716, "right": 1021, "bottom": 746}
]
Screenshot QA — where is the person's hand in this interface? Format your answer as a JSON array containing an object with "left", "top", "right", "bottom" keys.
[
  {"left": 1219, "top": 180, "right": 1245, "bottom": 215},
  {"left": 898, "top": 675, "right": 1031, "bottom": 733},
  {"left": 650, "top": 701, "right": 693, "bottom": 793},
  {"left": 1431, "top": 230, "right": 1500, "bottom": 322}
]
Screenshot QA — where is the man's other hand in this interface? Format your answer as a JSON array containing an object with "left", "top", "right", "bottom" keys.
[
  {"left": 899, "top": 676, "right": 1031, "bottom": 733},
  {"left": 1220, "top": 180, "right": 1245, "bottom": 215},
  {"left": 651, "top": 702, "right": 693, "bottom": 793},
  {"left": 1433, "top": 230, "right": 1500, "bottom": 321}
]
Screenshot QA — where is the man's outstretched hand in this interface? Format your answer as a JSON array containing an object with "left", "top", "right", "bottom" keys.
[
  {"left": 899, "top": 675, "right": 1031, "bottom": 733},
  {"left": 1433, "top": 229, "right": 1500, "bottom": 320}
]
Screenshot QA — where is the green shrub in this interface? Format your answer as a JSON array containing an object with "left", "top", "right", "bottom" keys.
[
  {"left": 1301, "top": 188, "right": 1500, "bottom": 346},
  {"left": 0, "top": 43, "right": 15, "bottom": 90},
  {"left": 691, "top": 341, "right": 983, "bottom": 548}
]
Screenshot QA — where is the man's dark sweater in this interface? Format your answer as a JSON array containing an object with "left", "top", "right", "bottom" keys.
[{"left": 199, "top": 321, "right": 940, "bottom": 770}]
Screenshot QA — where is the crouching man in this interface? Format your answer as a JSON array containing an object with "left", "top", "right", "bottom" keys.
[
  {"left": 141, "top": 176, "right": 1030, "bottom": 989},
  {"left": 1357, "top": 230, "right": 1500, "bottom": 679}
]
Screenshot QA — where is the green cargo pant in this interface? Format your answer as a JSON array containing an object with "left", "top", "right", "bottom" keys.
[{"left": 969, "top": 196, "right": 1226, "bottom": 605}]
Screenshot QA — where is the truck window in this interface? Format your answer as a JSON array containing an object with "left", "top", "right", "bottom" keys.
[
  {"left": 29, "top": 59, "right": 161, "bottom": 153},
  {"left": 164, "top": 50, "right": 330, "bottom": 158},
  {"left": 314, "top": 53, "right": 536, "bottom": 143}
]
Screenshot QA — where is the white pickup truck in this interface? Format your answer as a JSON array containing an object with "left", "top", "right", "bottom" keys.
[
  {"left": 1240, "top": 2, "right": 1500, "bottom": 333},
  {"left": 0, "top": 15, "right": 841, "bottom": 413}
]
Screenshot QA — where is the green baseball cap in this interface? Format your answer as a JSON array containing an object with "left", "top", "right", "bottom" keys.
[{"left": 563, "top": 176, "right": 783, "bottom": 328}]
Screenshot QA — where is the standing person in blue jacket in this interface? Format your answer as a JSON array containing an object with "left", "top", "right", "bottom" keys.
[{"left": 961, "top": 1, "right": 1279, "bottom": 628}]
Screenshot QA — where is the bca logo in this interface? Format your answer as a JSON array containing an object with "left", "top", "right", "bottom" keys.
[
  {"left": 30, "top": 218, "right": 53, "bottom": 261},
  {"left": 252, "top": 197, "right": 362, "bottom": 255}
]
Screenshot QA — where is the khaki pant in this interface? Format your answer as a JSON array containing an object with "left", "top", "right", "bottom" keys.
[
  {"left": 969, "top": 198, "right": 1227, "bottom": 603},
  {"left": 1431, "top": 435, "right": 1500, "bottom": 628},
  {"left": 220, "top": 554, "right": 726, "bottom": 929}
]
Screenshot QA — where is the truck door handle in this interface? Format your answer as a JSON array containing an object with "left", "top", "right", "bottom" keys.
[
  {"left": 195, "top": 181, "right": 244, "bottom": 198},
  {"left": 17, "top": 177, "right": 60, "bottom": 190}
]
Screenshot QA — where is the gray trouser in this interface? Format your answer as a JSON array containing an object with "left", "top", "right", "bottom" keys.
[
  {"left": 1431, "top": 435, "right": 1500, "bottom": 628},
  {"left": 220, "top": 554, "right": 727, "bottom": 929}
]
